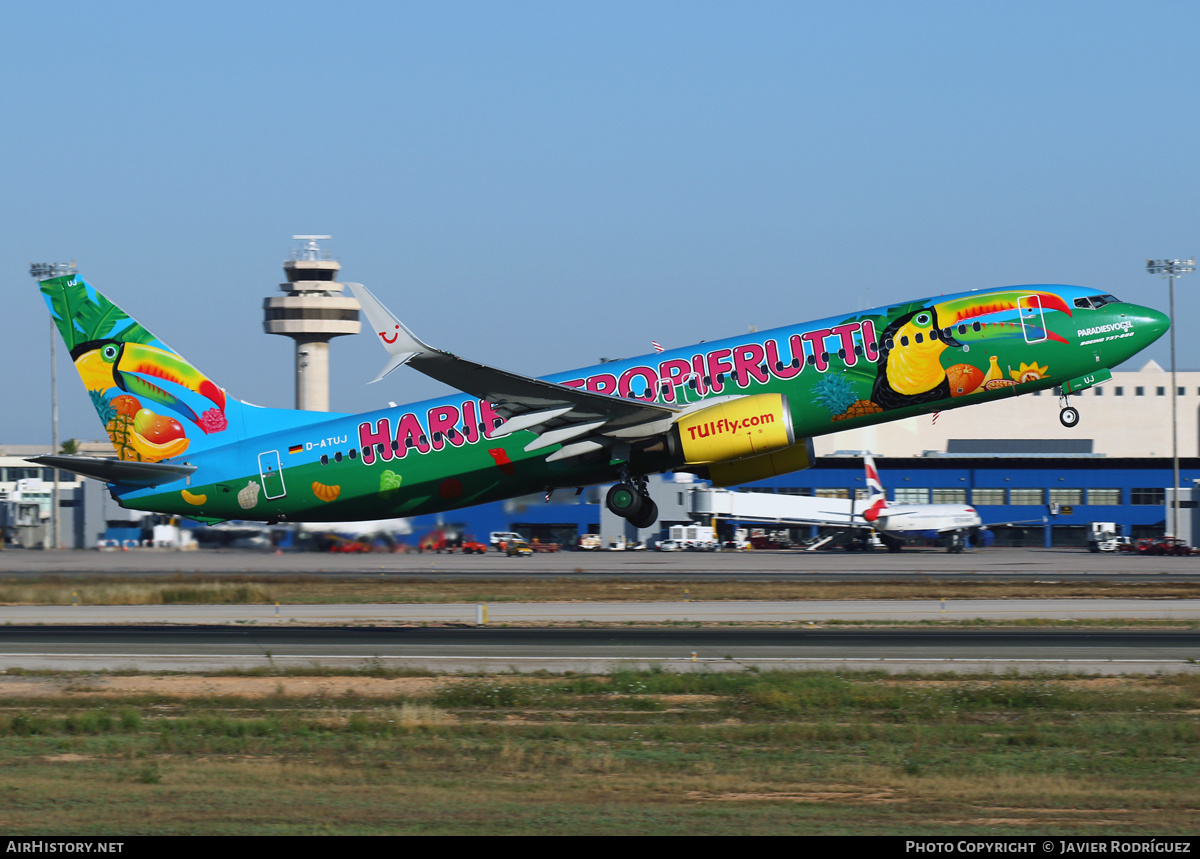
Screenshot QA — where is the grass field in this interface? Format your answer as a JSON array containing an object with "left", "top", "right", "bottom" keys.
[
  {"left": 0, "top": 575, "right": 1197, "bottom": 606},
  {"left": 0, "top": 668, "right": 1197, "bottom": 835}
]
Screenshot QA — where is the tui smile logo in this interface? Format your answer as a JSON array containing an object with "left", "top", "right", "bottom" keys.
[{"left": 379, "top": 325, "right": 400, "bottom": 345}]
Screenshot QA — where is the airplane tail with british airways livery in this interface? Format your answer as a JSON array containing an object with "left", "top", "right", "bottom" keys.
[{"left": 859, "top": 454, "right": 989, "bottom": 553}]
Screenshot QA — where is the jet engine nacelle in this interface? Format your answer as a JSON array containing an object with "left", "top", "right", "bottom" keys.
[
  {"left": 669, "top": 393, "right": 795, "bottom": 466},
  {"left": 706, "top": 437, "right": 816, "bottom": 487}
]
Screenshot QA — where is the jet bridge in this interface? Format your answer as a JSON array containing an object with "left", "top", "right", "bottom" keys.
[{"left": 688, "top": 487, "right": 864, "bottom": 528}]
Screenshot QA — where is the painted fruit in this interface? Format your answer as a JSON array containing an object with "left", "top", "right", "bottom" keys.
[
  {"left": 946, "top": 364, "right": 984, "bottom": 397},
  {"left": 110, "top": 395, "right": 142, "bottom": 418},
  {"left": 180, "top": 490, "right": 207, "bottom": 506},
  {"left": 832, "top": 400, "right": 883, "bottom": 421},
  {"left": 133, "top": 409, "right": 185, "bottom": 444},
  {"left": 237, "top": 480, "right": 260, "bottom": 510},
  {"left": 127, "top": 434, "right": 189, "bottom": 462},
  {"left": 312, "top": 482, "right": 341, "bottom": 502}
]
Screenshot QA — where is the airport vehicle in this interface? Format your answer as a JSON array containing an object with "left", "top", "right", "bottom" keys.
[
  {"left": 489, "top": 531, "right": 522, "bottom": 551},
  {"left": 1099, "top": 536, "right": 1133, "bottom": 552},
  {"left": 578, "top": 534, "right": 603, "bottom": 551},
  {"left": 31, "top": 275, "right": 1168, "bottom": 528},
  {"left": 460, "top": 538, "right": 489, "bottom": 554},
  {"left": 505, "top": 539, "right": 533, "bottom": 557},
  {"left": 1087, "top": 521, "right": 1120, "bottom": 553},
  {"left": 668, "top": 524, "right": 719, "bottom": 550},
  {"left": 1134, "top": 536, "right": 1195, "bottom": 556}
]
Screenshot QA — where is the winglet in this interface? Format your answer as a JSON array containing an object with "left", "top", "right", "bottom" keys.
[{"left": 346, "top": 283, "right": 435, "bottom": 382}]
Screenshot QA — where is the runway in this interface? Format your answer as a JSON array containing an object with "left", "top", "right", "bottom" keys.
[
  {"left": 3, "top": 549, "right": 1196, "bottom": 674},
  {"left": 1, "top": 546, "right": 1199, "bottom": 580},
  {"left": 4, "top": 597, "right": 1200, "bottom": 625},
  {"left": 1, "top": 622, "right": 1196, "bottom": 675}
]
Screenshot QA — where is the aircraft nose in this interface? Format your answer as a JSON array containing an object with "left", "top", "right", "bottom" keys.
[
  {"left": 1140, "top": 306, "right": 1171, "bottom": 342},
  {"left": 1113, "top": 303, "right": 1170, "bottom": 356}
]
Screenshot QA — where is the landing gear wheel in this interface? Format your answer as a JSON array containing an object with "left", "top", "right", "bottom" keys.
[
  {"left": 626, "top": 498, "right": 659, "bottom": 530},
  {"left": 606, "top": 483, "right": 643, "bottom": 518},
  {"left": 1059, "top": 406, "right": 1080, "bottom": 428}
]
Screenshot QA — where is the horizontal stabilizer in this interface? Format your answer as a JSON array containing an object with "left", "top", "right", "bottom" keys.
[{"left": 27, "top": 455, "right": 197, "bottom": 487}]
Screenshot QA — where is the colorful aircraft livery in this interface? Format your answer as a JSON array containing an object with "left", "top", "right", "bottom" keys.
[{"left": 34, "top": 275, "right": 1169, "bottom": 527}]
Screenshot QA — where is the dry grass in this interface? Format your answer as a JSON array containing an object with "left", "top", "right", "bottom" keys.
[
  {"left": 0, "top": 669, "right": 1195, "bottom": 834},
  {"left": 0, "top": 575, "right": 1196, "bottom": 605},
  {"left": 0, "top": 581, "right": 271, "bottom": 606}
]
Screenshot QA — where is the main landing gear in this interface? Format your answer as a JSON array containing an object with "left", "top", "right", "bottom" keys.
[{"left": 606, "top": 476, "right": 659, "bottom": 529}]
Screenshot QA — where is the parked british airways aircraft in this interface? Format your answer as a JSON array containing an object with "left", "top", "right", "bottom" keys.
[
  {"left": 859, "top": 454, "right": 988, "bottom": 553},
  {"left": 31, "top": 276, "right": 1168, "bottom": 528}
]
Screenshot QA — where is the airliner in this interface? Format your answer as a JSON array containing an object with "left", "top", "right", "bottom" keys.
[
  {"left": 859, "top": 454, "right": 990, "bottom": 553},
  {"left": 30, "top": 276, "right": 1168, "bottom": 528}
]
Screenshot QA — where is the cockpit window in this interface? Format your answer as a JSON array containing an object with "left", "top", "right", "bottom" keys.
[{"left": 1073, "top": 294, "right": 1121, "bottom": 309}]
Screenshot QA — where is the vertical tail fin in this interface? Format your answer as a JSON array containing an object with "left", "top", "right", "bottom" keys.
[
  {"left": 40, "top": 274, "right": 242, "bottom": 462},
  {"left": 862, "top": 454, "right": 888, "bottom": 521}
]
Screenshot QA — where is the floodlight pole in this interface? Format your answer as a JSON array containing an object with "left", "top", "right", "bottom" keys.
[
  {"left": 1146, "top": 258, "right": 1195, "bottom": 541},
  {"left": 29, "top": 261, "right": 77, "bottom": 550}
]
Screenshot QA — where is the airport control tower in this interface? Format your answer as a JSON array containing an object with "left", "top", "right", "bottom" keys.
[{"left": 263, "top": 236, "right": 361, "bottom": 411}]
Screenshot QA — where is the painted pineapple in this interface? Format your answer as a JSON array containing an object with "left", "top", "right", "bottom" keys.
[{"left": 813, "top": 373, "right": 883, "bottom": 421}]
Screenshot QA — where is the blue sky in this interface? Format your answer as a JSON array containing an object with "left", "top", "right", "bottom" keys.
[{"left": 3, "top": 1, "right": 1198, "bottom": 444}]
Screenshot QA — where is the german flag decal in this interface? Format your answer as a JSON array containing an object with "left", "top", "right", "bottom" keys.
[{"left": 288, "top": 444, "right": 303, "bottom": 454}]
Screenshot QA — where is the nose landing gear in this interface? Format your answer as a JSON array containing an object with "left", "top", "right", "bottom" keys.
[{"left": 1058, "top": 393, "right": 1080, "bottom": 428}]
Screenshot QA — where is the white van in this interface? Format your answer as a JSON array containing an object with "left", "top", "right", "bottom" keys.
[{"left": 489, "top": 531, "right": 522, "bottom": 551}]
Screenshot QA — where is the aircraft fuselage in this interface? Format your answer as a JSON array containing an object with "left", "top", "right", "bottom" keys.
[{"left": 94, "top": 284, "right": 1168, "bottom": 524}]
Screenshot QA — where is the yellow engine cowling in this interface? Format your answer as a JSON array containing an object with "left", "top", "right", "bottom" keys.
[
  {"left": 707, "top": 437, "right": 816, "bottom": 487},
  {"left": 672, "top": 393, "right": 795, "bottom": 465}
]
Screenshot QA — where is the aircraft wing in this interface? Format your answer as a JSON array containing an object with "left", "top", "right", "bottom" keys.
[
  {"left": 978, "top": 517, "right": 1044, "bottom": 529},
  {"left": 347, "top": 283, "right": 679, "bottom": 462}
]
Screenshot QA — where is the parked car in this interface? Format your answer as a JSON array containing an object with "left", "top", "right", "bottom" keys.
[{"left": 656, "top": 539, "right": 681, "bottom": 552}]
